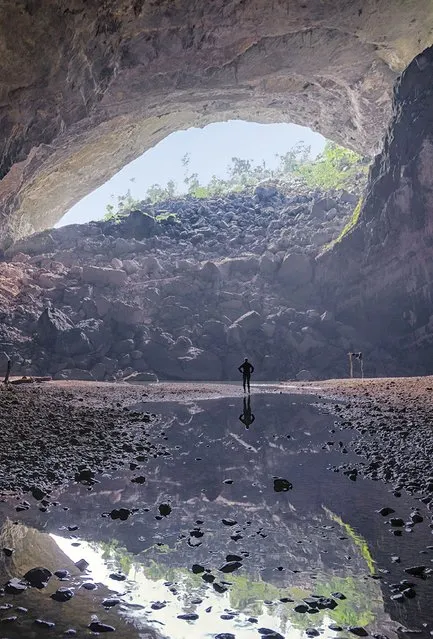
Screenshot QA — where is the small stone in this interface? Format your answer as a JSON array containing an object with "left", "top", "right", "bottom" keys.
[
  {"left": 390, "top": 518, "right": 405, "bottom": 527},
  {"left": 54, "top": 569, "right": 70, "bottom": 579},
  {"left": 222, "top": 519, "right": 237, "bottom": 526},
  {"left": 75, "top": 559, "right": 89, "bottom": 571},
  {"left": 2, "top": 548, "right": 14, "bottom": 557},
  {"left": 131, "top": 476, "right": 146, "bottom": 484},
  {"left": 151, "top": 601, "right": 166, "bottom": 610},
  {"left": 82, "top": 582, "right": 97, "bottom": 590},
  {"left": 192, "top": 564, "right": 205, "bottom": 574},
  {"left": 306, "top": 630, "right": 320, "bottom": 638},
  {"left": 329, "top": 624, "right": 343, "bottom": 631},
  {"left": 177, "top": 613, "right": 199, "bottom": 620},
  {"left": 110, "top": 508, "right": 131, "bottom": 521}
]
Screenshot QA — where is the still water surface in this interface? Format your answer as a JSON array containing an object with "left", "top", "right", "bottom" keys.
[{"left": 0, "top": 394, "right": 431, "bottom": 638}]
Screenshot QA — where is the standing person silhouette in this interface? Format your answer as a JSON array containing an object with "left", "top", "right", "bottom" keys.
[
  {"left": 239, "top": 395, "right": 255, "bottom": 429},
  {"left": 238, "top": 358, "right": 254, "bottom": 394}
]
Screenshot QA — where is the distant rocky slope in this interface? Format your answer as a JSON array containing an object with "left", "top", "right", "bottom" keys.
[{"left": 0, "top": 185, "right": 396, "bottom": 382}]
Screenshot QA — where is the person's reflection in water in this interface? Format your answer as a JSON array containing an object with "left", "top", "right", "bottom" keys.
[{"left": 239, "top": 395, "right": 255, "bottom": 429}]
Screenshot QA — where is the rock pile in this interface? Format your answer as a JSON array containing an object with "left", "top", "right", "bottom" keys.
[{"left": 0, "top": 187, "right": 395, "bottom": 381}]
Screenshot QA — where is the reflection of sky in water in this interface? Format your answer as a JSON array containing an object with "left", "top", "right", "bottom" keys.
[
  {"left": 51, "top": 533, "right": 382, "bottom": 639},
  {"left": 2, "top": 394, "right": 433, "bottom": 638}
]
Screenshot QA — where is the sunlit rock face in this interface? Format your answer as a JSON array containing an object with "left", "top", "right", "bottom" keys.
[
  {"left": 1, "top": 0, "right": 432, "bottom": 239},
  {"left": 318, "top": 46, "right": 433, "bottom": 373}
]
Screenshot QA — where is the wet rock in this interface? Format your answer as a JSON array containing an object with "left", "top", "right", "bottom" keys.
[
  {"left": 273, "top": 478, "right": 293, "bottom": 492},
  {"left": 177, "top": 613, "right": 199, "bottom": 620},
  {"left": 31, "top": 486, "right": 46, "bottom": 500},
  {"left": 329, "top": 624, "right": 343, "bottom": 631},
  {"left": 215, "top": 634, "right": 235, "bottom": 639},
  {"left": 151, "top": 601, "right": 166, "bottom": 610},
  {"left": 410, "top": 511, "right": 423, "bottom": 523},
  {"left": 131, "top": 475, "right": 146, "bottom": 484},
  {"left": 88, "top": 621, "right": 116, "bottom": 632},
  {"left": 331, "top": 592, "right": 346, "bottom": 600},
  {"left": 51, "top": 588, "right": 74, "bottom": 602},
  {"left": 202, "top": 573, "right": 215, "bottom": 583},
  {"left": 23, "top": 567, "right": 52, "bottom": 589},
  {"left": 222, "top": 518, "right": 237, "bottom": 526},
  {"left": 226, "top": 554, "right": 242, "bottom": 562},
  {"left": 82, "top": 582, "right": 97, "bottom": 590},
  {"left": 306, "top": 630, "right": 320, "bottom": 638}
]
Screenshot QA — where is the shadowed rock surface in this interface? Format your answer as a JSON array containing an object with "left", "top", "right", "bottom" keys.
[
  {"left": 0, "top": 1, "right": 432, "bottom": 238},
  {"left": 319, "top": 45, "right": 433, "bottom": 372}
]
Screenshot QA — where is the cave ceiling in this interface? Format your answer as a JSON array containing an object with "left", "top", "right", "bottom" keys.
[{"left": 1, "top": 0, "right": 432, "bottom": 238}]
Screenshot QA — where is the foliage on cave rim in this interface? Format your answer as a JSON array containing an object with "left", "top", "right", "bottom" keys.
[{"left": 104, "top": 141, "right": 368, "bottom": 222}]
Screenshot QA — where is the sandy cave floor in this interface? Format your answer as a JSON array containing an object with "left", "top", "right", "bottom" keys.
[{"left": 1, "top": 375, "right": 433, "bottom": 498}]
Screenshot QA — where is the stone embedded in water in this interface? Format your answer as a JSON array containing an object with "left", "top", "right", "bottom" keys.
[
  {"left": 81, "top": 582, "right": 96, "bottom": 590},
  {"left": 102, "top": 598, "right": 121, "bottom": 607},
  {"left": 215, "top": 634, "right": 235, "bottom": 639},
  {"left": 75, "top": 559, "right": 89, "bottom": 571},
  {"left": 110, "top": 507, "right": 131, "bottom": 521},
  {"left": 88, "top": 621, "right": 115, "bottom": 632},
  {"left": 23, "top": 567, "right": 52, "bottom": 589},
  {"left": 294, "top": 604, "right": 309, "bottom": 613},
  {"left": 226, "top": 554, "right": 242, "bottom": 562},
  {"left": 51, "top": 588, "right": 74, "bottom": 602},
  {"left": 222, "top": 519, "right": 237, "bottom": 526},
  {"left": 219, "top": 561, "right": 242, "bottom": 573},
  {"left": 159, "top": 503, "right": 172, "bottom": 516},
  {"left": 273, "top": 478, "right": 293, "bottom": 492},
  {"left": 404, "top": 565, "right": 426, "bottom": 576},
  {"left": 131, "top": 475, "right": 146, "bottom": 484},
  {"left": 5, "top": 578, "right": 27, "bottom": 594},
  {"left": 306, "top": 630, "right": 320, "bottom": 638},
  {"left": 35, "top": 619, "right": 56, "bottom": 628},
  {"left": 348, "top": 627, "right": 368, "bottom": 637},
  {"left": 177, "top": 613, "right": 199, "bottom": 621},
  {"left": 213, "top": 583, "right": 228, "bottom": 593},
  {"left": 191, "top": 564, "right": 204, "bottom": 574},
  {"left": 258, "top": 629, "right": 285, "bottom": 639},
  {"left": 54, "top": 569, "right": 70, "bottom": 579},
  {"left": 377, "top": 507, "right": 395, "bottom": 516},
  {"left": 329, "top": 624, "right": 343, "bottom": 631},
  {"left": 31, "top": 486, "right": 46, "bottom": 500},
  {"left": 109, "top": 572, "right": 127, "bottom": 581},
  {"left": 151, "top": 601, "right": 166, "bottom": 610}
]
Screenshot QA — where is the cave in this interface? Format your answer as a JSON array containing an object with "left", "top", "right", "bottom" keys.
[{"left": 2, "top": 3, "right": 433, "bottom": 637}]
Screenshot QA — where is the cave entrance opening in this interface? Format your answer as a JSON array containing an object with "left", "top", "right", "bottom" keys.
[{"left": 57, "top": 120, "right": 327, "bottom": 228}]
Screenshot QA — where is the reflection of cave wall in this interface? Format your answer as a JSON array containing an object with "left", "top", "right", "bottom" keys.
[
  {"left": 0, "top": 520, "right": 155, "bottom": 637},
  {"left": 1, "top": 1, "right": 433, "bottom": 238}
]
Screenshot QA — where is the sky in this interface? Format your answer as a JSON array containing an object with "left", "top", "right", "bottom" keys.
[{"left": 58, "top": 120, "right": 326, "bottom": 227}]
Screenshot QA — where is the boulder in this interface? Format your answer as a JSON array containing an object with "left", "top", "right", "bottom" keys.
[
  {"left": 231, "top": 311, "right": 262, "bottom": 333},
  {"left": 123, "top": 372, "right": 158, "bottom": 383},
  {"left": 141, "top": 256, "right": 162, "bottom": 276},
  {"left": 120, "top": 210, "right": 157, "bottom": 239},
  {"left": 123, "top": 259, "right": 139, "bottom": 275},
  {"left": 35, "top": 308, "right": 74, "bottom": 347},
  {"left": 310, "top": 197, "right": 337, "bottom": 217},
  {"left": 56, "top": 328, "right": 92, "bottom": 357},
  {"left": 296, "top": 369, "right": 314, "bottom": 381},
  {"left": 259, "top": 253, "right": 279, "bottom": 277},
  {"left": 218, "top": 256, "right": 259, "bottom": 280},
  {"left": 277, "top": 253, "right": 313, "bottom": 287},
  {"left": 81, "top": 266, "right": 127, "bottom": 287},
  {"left": 178, "top": 347, "right": 223, "bottom": 380},
  {"left": 53, "top": 369, "right": 95, "bottom": 381}
]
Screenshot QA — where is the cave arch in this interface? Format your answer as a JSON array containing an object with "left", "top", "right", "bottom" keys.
[{"left": 1, "top": 0, "right": 432, "bottom": 241}]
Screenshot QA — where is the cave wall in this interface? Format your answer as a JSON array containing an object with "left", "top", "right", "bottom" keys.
[
  {"left": 1, "top": 0, "right": 433, "bottom": 240},
  {"left": 318, "top": 45, "right": 433, "bottom": 372}
]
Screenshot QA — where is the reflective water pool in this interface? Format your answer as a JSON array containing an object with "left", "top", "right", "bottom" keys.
[{"left": 0, "top": 394, "right": 431, "bottom": 638}]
